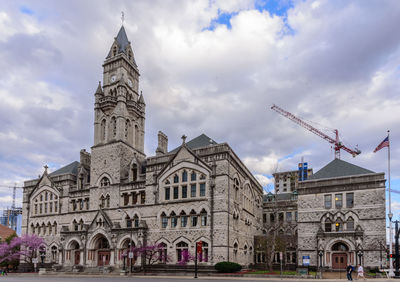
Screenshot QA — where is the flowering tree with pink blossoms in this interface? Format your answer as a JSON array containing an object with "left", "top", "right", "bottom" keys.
[
  {"left": 135, "top": 243, "right": 171, "bottom": 266},
  {"left": 0, "top": 234, "right": 45, "bottom": 270},
  {"left": 177, "top": 249, "right": 195, "bottom": 265}
]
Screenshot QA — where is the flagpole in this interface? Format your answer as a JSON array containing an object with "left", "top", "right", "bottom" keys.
[{"left": 388, "top": 130, "right": 394, "bottom": 277}]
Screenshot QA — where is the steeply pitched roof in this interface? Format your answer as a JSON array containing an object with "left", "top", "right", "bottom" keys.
[
  {"left": 49, "top": 161, "right": 79, "bottom": 177},
  {"left": 308, "top": 159, "right": 374, "bottom": 180},
  {"left": 0, "top": 224, "right": 16, "bottom": 241},
  {"left": 169, "top": 134, "right": 218, "bottom": 153},
  {"left": 106, "top": 25, "right": 133, "bottom": 59}
]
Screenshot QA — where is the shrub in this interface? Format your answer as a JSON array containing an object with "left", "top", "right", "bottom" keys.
[{"left": 214, "top": 261, "right": 242, "bottom": 273}]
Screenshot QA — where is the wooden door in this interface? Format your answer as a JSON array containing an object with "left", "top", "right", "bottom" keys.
[
  {"left": 74, "top": 250, "right": 80, "bottom": 265},
  {"left": 98, "top": 251, "right": 111, "bottom": 266},
  {"left": 332, "top": 253, "right": 347, "bottom": 269}
]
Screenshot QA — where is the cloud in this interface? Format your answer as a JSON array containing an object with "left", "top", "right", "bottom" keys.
[{"left": 0, "top": 0, "right": 400, "bottom": 211}]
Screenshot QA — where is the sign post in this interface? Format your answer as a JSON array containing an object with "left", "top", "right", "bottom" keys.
[
  {"left": 302, "top": 255, "right": 310, "bottom": 275},
  {"left": 280, "top": 252, "right": 283, "bottom": 275}
]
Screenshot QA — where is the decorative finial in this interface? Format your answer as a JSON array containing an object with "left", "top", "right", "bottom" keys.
[
  {"left": 44, "top": 165, "right": 48, "bottom": 174},
  {"left": 121, "top": 11, "right": 125, "bottom": 25},
  {"left": 181, "top": 135, "right": 187, "bottom": 144}
]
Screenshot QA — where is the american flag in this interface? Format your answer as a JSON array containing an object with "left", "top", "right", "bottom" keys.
[{"left": 373, "top": 136, "right": 389, "bottom": 153}]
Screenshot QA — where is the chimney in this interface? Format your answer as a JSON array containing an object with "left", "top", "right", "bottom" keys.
[
  {"left": 156, "top": 131, "right": 168, "bottom": 156},
  {"left": 80, "top": 149, "right": 91, "bottom": 167}
]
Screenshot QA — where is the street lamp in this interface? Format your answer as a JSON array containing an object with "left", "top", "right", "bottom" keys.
[
  {"left": 118, "top": 208, "right": 134, "bottom": 273},
  {"left": 357, "top": 250, "right": 363, "bottom": 266},
  {"left": 318, "top": 251, "right": 323, "bottom": 269}
]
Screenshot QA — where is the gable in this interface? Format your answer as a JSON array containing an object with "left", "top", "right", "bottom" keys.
[{"left": 309, "top": 159, "right": 374, "bottom": 180}]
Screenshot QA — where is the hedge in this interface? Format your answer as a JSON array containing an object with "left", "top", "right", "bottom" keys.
[{"left": 214, "top": 261, "right": 242, "bottom": 273}]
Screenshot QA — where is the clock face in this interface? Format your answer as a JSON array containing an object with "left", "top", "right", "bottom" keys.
[
  {"left": 128, "top": 79, "right": 133, "bottom": 87},
  {"left": 110, "top": 75, "right": 116, "bottom": 83}
]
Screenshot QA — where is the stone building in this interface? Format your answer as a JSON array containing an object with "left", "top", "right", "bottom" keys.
[
  {"left": 21, "top": 25, "right": 263, "bottom": 270},
  {"left": 258, "top": 159, "right": 386, "bottom": 270},
  {"left": 297, "top": 159, "right": 386, "bottom": 269}
]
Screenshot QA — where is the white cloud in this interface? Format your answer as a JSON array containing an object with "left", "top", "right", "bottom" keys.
[{"left": 0, "top": 0, "right": 400, "bottom": 210}]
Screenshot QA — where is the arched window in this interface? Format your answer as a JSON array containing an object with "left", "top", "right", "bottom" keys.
[
  {"left": 182, "top": 171, "right": 187, "bottom": 182},
  {"left": 73, "top": 220, "right": 78, "bottom": 231},
  {"left": 125, "top": 119, "right": 130, "bottom": 139},
  {"left": 233, "top": 178, "right": 240, "bottom": 201},
  {"left": 125, "top": 215, "right": 131, "bottom": 228},
  {"left": 191, "top": 171, "right": 196, "bottom": 181},
  {"left": 133, "top": 214, "right": 139, "bottom": 228},
  {"left": 51, "top": 246, "right": 57, "bottom": 262},
  {"left": 325, "top": 219, "right": 332, "bottom": 232},
  {"left": 106, "top": 194, "right": 110, "bottom": 208},
  {"left": 170, "top": 211, "right": 177, "bottom": 228},
  {"left": 200, "top": 209, "right": 207, "bottom": 226},
  {"left": 31, "top": 223, "right": 35, "bottom": 234},
  {"left": 173, "top": 174, "right": 179, "bottom": 183},
  {"left": 33, "top": 190, "right": 59, "bottom": 216},
  {"left": 176, "top": 241, "right": 188, "bottom": 262},
  {"left": 347, "top": 217, "right": 354, "bottom": 231},
  {"left": 332, "top": 242, "right": 349, "bottom": 251},
  {"left": 100, "top": 195, "right": 105, "bottom": 208},
  {"left": 100, "top": 177, "right": 110, "bottom": 187},
  {"left": 335, "top": 218, "right": 343, "bottom": 232},
  {"left": 53, "top": 222, "right": 57, "bottom": 235},
  {"left": 200, "top": 242, "right": 208, "bottom": 262},
  {"left": 158, "top": 243, "right": 167, "bottom": 263},
  {"left": 161, "top": 212, "right": 168, "bottom": 228},
  {"left": 180, "top": 211, "right": 188, "bottom": 227},
  {"left": 190, "top": 209, "right": 198, "bottom": 227},
  {"left": 42, "top": 223, "right": 46, "bottom": 235},
  {"left": 79, "top": 219, "right": 84, "bottom": 230},
  {"left": 48, "top": 222, "right": 52, "bottom": 235},
  {"left": 113, "top": 46, "right": 117, "bottom": 56},
  {"left": 244, "top": 244, "right": 248, "bottom": 255},
  {"left": 128, "top": 50, "right": 132, "bottom": 60},
  {"left": 101, "top": 119, "right": 106, "bottom": 141}
]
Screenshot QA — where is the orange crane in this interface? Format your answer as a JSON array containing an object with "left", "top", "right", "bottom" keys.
[{"left": 271, "top": 104, "right": 361, "bottom": 159}]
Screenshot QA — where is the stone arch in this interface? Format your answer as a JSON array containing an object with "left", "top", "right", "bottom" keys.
[
  {"left": 325, "top": 238, "right": 356, "bottom": 252},
  {"left": 66, "top": 238, "right": 82, "bottom": 250},
  {"left": 172, "top": 236, "right": 191, "bottom": 245},
  {"left": 117, "top": 235, "right": 138, "bottom": 249},
  {"left": 87, "top": 231, "right": 113, "bottom": 250},
  {"left": 96, "top": 172, "right": 113, "bottom": 187}
]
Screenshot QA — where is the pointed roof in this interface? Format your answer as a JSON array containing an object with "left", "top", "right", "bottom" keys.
[
  {"left": 95, "top": 81, "right": 103, "bottom": 95},
  {"left": 138, "top": 92, "right": 145, "bottom": 104},
  {"left": 169, "top": 134, "right": 218, "bottom": 153},
  {"left": 106, "top": 25, "right": 134, "bottom": 60},
  {"left": 49, "top": 161, "right": 79, "bottom": 177},
  {"left": 115, "top": 25, "right": 130, "bottom": 53},
  {"left": 308, "top": 159, "right": 374, "bottom": 180}
]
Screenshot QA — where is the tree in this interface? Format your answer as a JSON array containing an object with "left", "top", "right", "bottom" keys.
[
  {"left": 177, "top": 249, "right": 194, "bottom": 265},
  {"left": 135, "top": 243, "right": 171, "bottom": 266},
  {"left": 0, "top": 234, "right": 45, "bottom": 271},
  {"left": 0, "top": 233, "right": 18, "bottom": 270}
]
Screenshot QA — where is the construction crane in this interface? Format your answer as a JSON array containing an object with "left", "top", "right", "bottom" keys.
[{"left": 271, "top": 104, "right": 361, "bottom": 159}]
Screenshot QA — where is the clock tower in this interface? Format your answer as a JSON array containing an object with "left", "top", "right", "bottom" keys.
[{"left": 91, "top": 25, "right": 145, "bottom": 186}]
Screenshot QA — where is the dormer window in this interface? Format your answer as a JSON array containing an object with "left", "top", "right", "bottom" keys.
[{"left": 113, "top": 46, "right": 117, "bottom": 56}]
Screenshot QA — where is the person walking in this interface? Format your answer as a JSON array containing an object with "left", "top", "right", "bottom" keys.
[
  {"left": 346, "top": 264, "right": 354, "bottom": 281},
  {"left": 357, "top": 264, "right": 365, "bottom": 280}
]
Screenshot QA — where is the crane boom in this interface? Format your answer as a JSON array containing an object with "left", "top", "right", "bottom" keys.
[{"left": 271, "top": 104, "right": 361, "bottom": 159}]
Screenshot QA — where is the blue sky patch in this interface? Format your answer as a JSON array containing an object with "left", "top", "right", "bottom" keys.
[
  {"left": 20, "top": 6, "right": 33, "bottom": 15},
  {"left": 203, "top": 10, "right": 238, "bottom": 31},
  {"left": 255, "top": 0, "right": 294, "bottom": 16}
]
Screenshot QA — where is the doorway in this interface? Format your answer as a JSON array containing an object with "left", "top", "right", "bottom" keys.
[
  {"left": 74, "top": 250, "right": 80, "bottom": 265},
  {"left": 332, "top": 253, "right": 347, "bottom": 269},
  {"left": 98, "top": 251, "right": 111, "bottom": 266}
]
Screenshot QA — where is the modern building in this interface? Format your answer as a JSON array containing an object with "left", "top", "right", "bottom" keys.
[
  {"left": 21, "top": 25, "right": 263, "bottom": 271},
  {"left": 273, "top": 163, "right": 313, "bottom": 194}
]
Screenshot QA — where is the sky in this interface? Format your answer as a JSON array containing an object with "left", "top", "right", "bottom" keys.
[{"left": 0, "top": 0, "right": 399, "bottom": 220}]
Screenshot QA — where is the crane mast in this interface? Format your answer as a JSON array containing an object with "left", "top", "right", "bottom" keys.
[{"left": 271, "top": 104, "right": 361, "bottom": 159}]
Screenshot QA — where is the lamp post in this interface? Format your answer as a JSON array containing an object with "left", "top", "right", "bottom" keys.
[
  {"left": 118, "top": 208, "right": 134, "bottom": 273},
  {"left": 318, "top": 251, "right": 323, "bottom": 269},
  {"left": 357, "top": 250, "right": 363, "bottom": 267}
]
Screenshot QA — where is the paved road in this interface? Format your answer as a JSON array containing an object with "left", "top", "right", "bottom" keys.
[{"left": 0, "top": 274, "right": 394, "bottom": 282}]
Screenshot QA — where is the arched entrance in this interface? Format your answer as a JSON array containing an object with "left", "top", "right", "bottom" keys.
[
  {"left": 68, "top": 240, "right": 80, "bottom": 265},
  {"left": 120, "top": 238, "right": 137, "bottom": 268},
  {"left": 331, "top": 242, "right": 349, "bottom": 269},
  {"left": 95, "top": 235, "right": 111, "bottom": 266}
]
